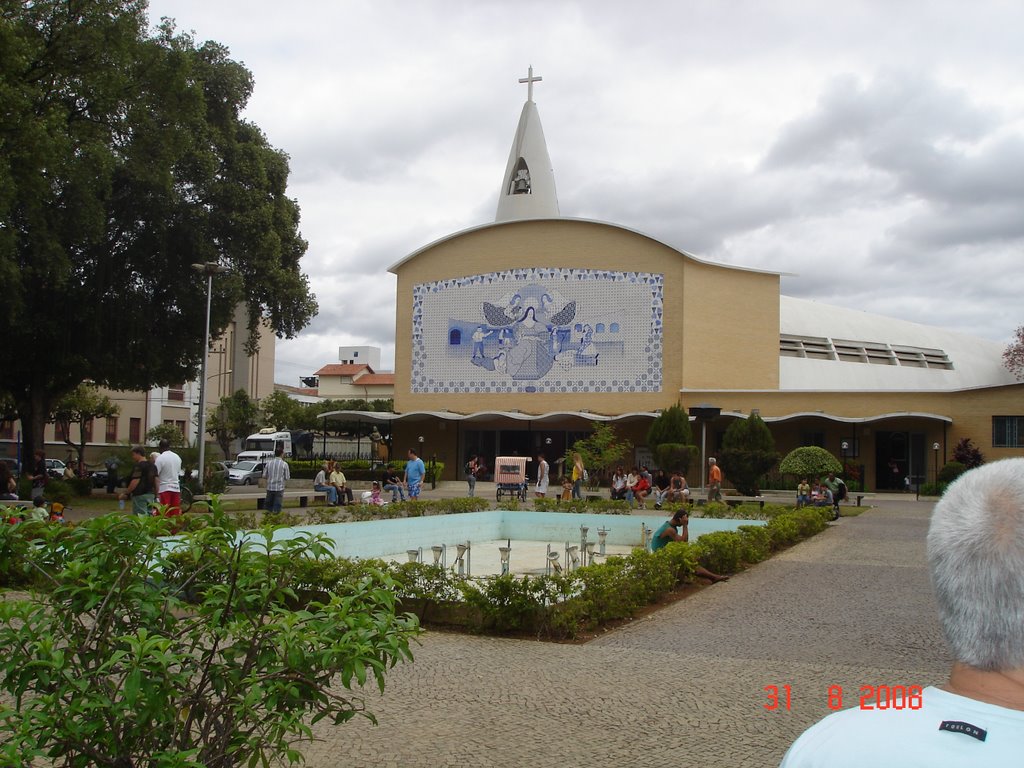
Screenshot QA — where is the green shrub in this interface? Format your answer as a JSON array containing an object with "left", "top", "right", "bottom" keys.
[
  {"left": 68, "top": 476, "right": 95, "bottom": 497},
  {"left": 692, "top": 531, "right": 744, "bottom": 574},
  {"left": 778, "top": 446, "right": 842, "bottom": 478},
  {"left": 41, "top": 478, "right": 72, "bottom": 505},
  {"left": 938, "top": 461, "right": 967, "bottom": 484},
  {"left": 0, "top": 506, "right": 420, "bottom": 765}
]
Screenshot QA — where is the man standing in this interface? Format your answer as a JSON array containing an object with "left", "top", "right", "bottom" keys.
[
  {"left": 466, "top": 455, "right": 479, "bottom": 497},
  {"left": 262, "top": 446, "right": 290, "bottom": 513},
  {"left": 103, "top": 454, "right": 119, "bottom": 494},
  {"left": 707, "top": 457, "right": 722, "bottom": 503},
  {"left": 154, "top": 439, "right": 183, "bottom": 516},
  {"left": 120, "top": 446, "right": 157, "bottom": 516},
  {"left": 405, "top": 448, "right": 426, "bottom": 500},
  {"left": 535, "top": 453, "right": 549, "bottom": 498},
  {"left": 780, "top": 459, "right": 1024, "bottom": 767},
  {"left": 29, "top": 449, "right": 47, "bottom": 501}
]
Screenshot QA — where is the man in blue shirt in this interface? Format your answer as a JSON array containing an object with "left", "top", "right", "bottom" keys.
[{"left": 404, "top": 448, "right": 426, "bottom": 500}]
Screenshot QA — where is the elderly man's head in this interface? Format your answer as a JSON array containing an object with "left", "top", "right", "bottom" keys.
[{"left": 927, "top": 458, "right": 1024, "bottom": 671}]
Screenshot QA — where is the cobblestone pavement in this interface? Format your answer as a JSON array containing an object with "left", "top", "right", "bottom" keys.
[{"left": 299, "top": 498, "right": 949, "bottom": 767}]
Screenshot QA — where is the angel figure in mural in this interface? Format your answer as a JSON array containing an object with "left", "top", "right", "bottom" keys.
[{"left": 471, "top": 285, "right": 578, "bottom": 380}]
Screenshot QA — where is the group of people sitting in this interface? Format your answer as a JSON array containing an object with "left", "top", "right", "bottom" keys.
[
  {"left": 796, "top": 472, "right": 847, "bottom": 518},
  {"left": 312, "top": 461, "right": 412, "bottom": 507},
  {"left": 609, "top": 465, "right": 690, "bottom": 509}
]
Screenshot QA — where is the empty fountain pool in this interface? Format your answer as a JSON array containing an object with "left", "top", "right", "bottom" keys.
[{"left": 266, "top": 511, "right": 763, "bottom": 577}]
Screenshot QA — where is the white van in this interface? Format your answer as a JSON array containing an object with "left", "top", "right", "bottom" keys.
[{"left": 237, "top": 429, "right": 292, "bottom": 463}]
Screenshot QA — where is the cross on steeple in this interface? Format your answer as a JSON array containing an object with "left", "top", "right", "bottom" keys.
[{"left": 519, "top": 65, "right": 542, "bottom": 102}]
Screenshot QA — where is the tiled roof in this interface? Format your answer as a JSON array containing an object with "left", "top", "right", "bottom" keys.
[
  {"left": 353, "top": 373, "right": 395, "bottom": 386},
  {"left": 315, "top": 363, "right": 372, "bottom": 377}
]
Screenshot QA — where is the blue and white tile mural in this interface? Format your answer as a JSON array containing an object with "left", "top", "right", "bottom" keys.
[{"left": 411, "top": 267, "right": 664, "bottom": 394}]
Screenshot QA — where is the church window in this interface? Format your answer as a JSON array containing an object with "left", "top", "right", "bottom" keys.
[
  {"left": 449, "top": 329, "right": 462, "bottom": 345},
  {"left": 609, "top": 323, "right": 620, "bottom": 333},
  {"left": 595, "top": 323, "right": 605, "bottom": 333}
]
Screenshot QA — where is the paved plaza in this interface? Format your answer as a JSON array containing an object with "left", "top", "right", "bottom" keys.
[{"left": 301, "top": 496, "right": 948, "bottom": 767}]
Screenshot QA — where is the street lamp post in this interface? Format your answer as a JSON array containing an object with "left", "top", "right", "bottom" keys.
[
  {"left": 841, "top": 440, "right": 849, "bottom": 476},
  {"left": 192, "top": 262, "right": 229, "bottom": 491},
  {"left": 933, "top": 442, "right": 940, "bottom": 486}
]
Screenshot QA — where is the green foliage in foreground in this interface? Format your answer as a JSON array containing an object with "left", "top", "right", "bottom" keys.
[{"left": 0, "top": 506, "right": 420, "bottom": 767}]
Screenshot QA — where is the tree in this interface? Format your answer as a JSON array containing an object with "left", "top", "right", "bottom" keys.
[
  {"left": 779, "top": 446, "right": 842, "bottom": 478},
  {"left": 146, "top": 422, "right": 187, "bottom": 448},
  {"left": 952, "top": 437, "right": 984, "bottom": 469},
  {"left": 0, "top": 2, "right": 317, "bottom": 471},
  {"left": 645, "top": 404, "right": 697, "bottom": 473},
  {"left": 259, "top": 390, "right": 300, "bottom": 431},
  {"left": 1004, "top": 325, "right": 1024, "bottom": 380},
  {"left": 719, "top": 413, "right": 779, "bottom": 495},
  {"left": 0, "top": 508, "right": 419, "bottom": 765},
  {"left": 50, "top": 384, "right": 120, "bottom": 472},
  {"left": 206, "top": 389, "right": 259, "bottom": 459},
  {"left": 566, "top": 422, "right": 632, "bottom": 486}
]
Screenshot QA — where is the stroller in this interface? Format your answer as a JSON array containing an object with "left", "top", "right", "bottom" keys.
[{"left": 494, "top": 456, "right": 531, "bottom": 502}]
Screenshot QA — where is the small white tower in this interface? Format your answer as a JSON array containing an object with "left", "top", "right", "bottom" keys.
[{"left": 495, "top": 65, "right": 560, "bottom": 222}]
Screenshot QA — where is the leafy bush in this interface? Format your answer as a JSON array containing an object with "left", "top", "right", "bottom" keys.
[
  {"left": 938, "top": 461, "right": 967, "bottom": 484},
  {"left": 0, "top": 506, "right": 420, "bottom": 766},
  {"left": 952, "top": 438, "right": 984, "bottom": 469},
  {"left": 41, "top": 478, "right": 72, "bottom": 505},
  {"left": 779, "top": 446, "right": 842, "bottom": 478}
]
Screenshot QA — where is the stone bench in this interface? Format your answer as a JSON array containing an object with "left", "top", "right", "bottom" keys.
[{"left": 195, "top": 489, "right": 327, "bottom": 510}]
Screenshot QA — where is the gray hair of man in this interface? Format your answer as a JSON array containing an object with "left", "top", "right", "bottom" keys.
[{"left": 926, "top": 458, "right": 1024, "bottom": 671}]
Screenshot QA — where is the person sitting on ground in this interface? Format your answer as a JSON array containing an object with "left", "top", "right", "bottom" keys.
[
  {"left": 814, "top": 484, "right": 834, "bottom": 509},
  {"left": 653, "top": 469, "right": 671, "bottom": 509},
  {"left": 610, "top": 466, "right": 627, "bottom": 500},
  {"left": 383, "top": 468, "right": 406, "bottom": 502},
  {"left": 62, "top": 462, "right": 75, "bottom": 480},
  {"left": 368, "top": 480, "right": 385, "bottom": 506},
  {"left": 28, "top": 497, "right": 48, "bottom": 522},
  {"left": 668, "top": 471, "right": 690, "bottom": 503},
  {"left": 780, "top": 458, "right": 1024, "bottom": 767},
  {"left": 328, "top": 462, "right": 355, "bottom": 506},
  {"left": 796, "top": 477, "right": 811, "bottom": 508},
  {"left": 821, "top": 472, "right": 847, "bottom": 519},
  {"left": 313, "top": 461, "right": 339, "bottom": 506},
  {"left": 650, "top": 509, "right": 729, "bottom": 583}
]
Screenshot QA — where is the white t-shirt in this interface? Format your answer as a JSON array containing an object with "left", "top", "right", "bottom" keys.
[
  {"left": 154, "top": 450, "right": 182, "bottom": 493},
  {"left": 780, "top": 686, "right": 1024, "bottom": 767}
]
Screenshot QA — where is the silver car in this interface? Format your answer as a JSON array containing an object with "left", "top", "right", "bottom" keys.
[{"left": 227, "top": 460, "right": 264, "bottom": 486}]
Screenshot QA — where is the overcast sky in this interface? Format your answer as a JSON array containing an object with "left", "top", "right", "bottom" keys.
[{"left": 146, "top": 0, "right": 1024, "bottom": 384}]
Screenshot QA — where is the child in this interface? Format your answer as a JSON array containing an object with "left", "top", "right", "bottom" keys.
[
  {"left": 797, "top": 478, "right": 811, "bottom": 508},
  {"left": 28, "top": 497, "right": 48, "bottom": 522},
  {"left": 49, "top": 501, "right": 65, "bottom": 523},
  {"left": 560, "top": 476, "right": 573, "bottom": 502},
  {"left": 369, "top": 481, "right": 385, "bottom": 506}
]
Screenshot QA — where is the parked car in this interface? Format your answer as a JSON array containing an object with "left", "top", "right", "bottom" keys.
[
  {"left": 227, "top": 460, "right": 264, "bottom": 486},
  {"left": 44, "top": 458, "right": 67, "bottom": 479},
  {"left": 89, "top": 468, "right": 129, "bottom": 489}
]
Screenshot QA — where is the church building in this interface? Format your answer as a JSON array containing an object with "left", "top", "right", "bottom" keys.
[{"left": 327, "top": 67, "right": 1023, "bottom": 490}]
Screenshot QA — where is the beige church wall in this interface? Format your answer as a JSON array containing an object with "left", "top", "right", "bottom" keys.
[
  {"left": 393, "top": 218, "right": 779, "bottom": 416},
  {"left": 678, "top": 260, "right": 780, "bottom": 391}
]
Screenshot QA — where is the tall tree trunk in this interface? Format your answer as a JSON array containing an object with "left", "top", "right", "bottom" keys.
[{"left": 17, "top": 388, "right": 52, "bottom": 472}]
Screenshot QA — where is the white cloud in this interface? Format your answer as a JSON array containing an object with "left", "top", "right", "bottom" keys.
[{"left": 148, "top": 0, "right": 1024, "bottom": 380}]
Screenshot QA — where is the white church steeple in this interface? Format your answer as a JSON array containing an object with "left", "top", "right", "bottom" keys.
[{"left": 495, "top": 66, "right": 560, "bottom": 222}]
